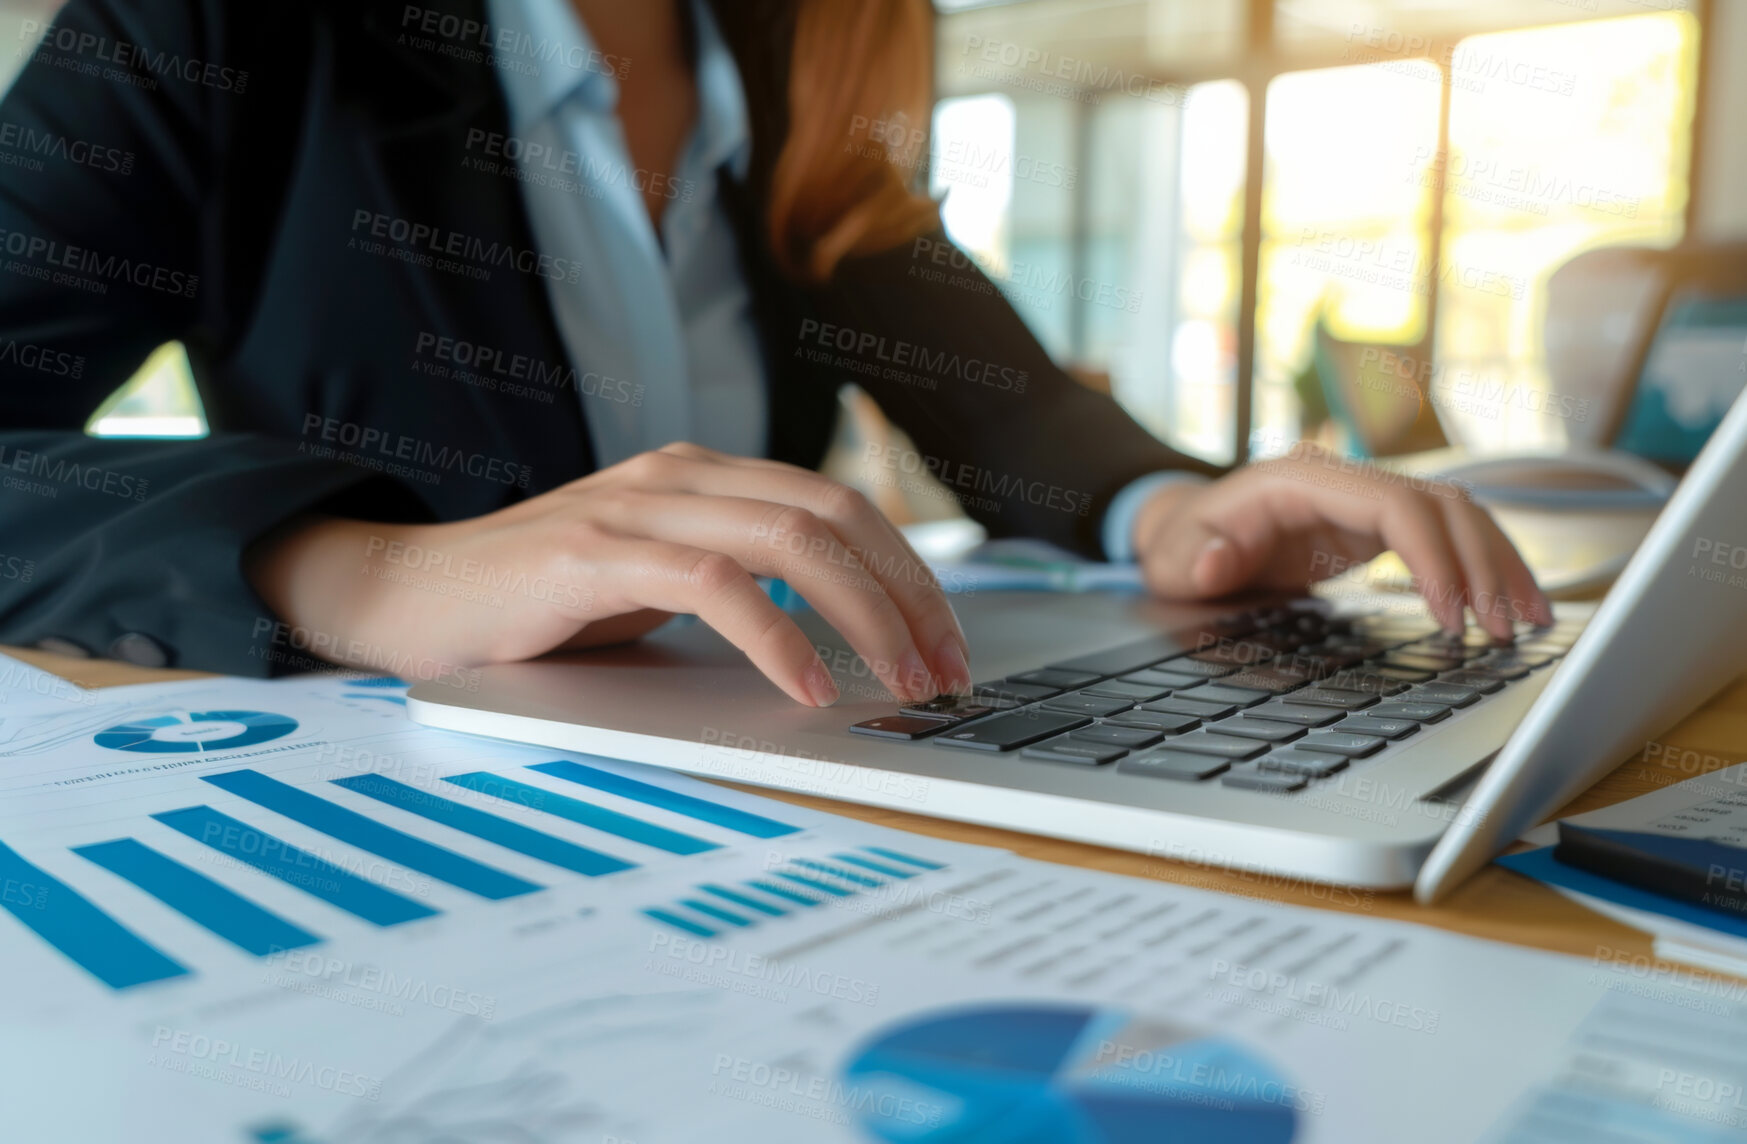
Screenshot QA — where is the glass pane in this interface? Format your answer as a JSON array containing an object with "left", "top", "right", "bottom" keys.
[
  {"left": 932, "top": 93, "right": 1018, "bottom": 270},
  {"left": 1255, "top": 60, "right": 1442, "bottom": 456},
  {"left": 930, "top": 91, "right": 1086, "bottom": 357},
  {"left": 1433, "top": 10, "right": 1698, "bottom": 452},
  {"left": 87, "top": 343, "right": 207, "bottom": 438},
  {"left": 1100, "top": 80, "right": 1249, "bottom": 464}
]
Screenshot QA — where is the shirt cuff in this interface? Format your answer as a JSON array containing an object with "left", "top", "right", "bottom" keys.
[{"left": 1100, "top": 471, "right": 1213, "bottom": 563}]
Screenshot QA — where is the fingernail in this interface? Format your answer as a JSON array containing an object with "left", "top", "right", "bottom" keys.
[
  {"left": 933, "top": 636, "right": 972, "bottom": 696},
  {"left": 803, "top": 659, "right": 839, "bottom": 708},
  {"left": 895, "top": 647, "right": 933, "bottom": 701},
  {"left": 1193, "top": 536, "right": 1229, "bottom": 594}
]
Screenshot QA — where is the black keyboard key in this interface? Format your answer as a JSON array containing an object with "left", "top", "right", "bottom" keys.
[
  {"left": 1190, "top": 684, "right": 1273, "bottom": 708},
  {"left": 1471, "top": 653, "right": 1544, "bottom": 675},
  {"left": 1337, "top": 716, "right": 1420, "bottom": 740},
  {"left": 1245, "top": 701, "right": 1345, "bottom": 727},
  {"left": 1401, "top": 638, "right": 1490, "bottom": 661},
  {"left": 850, "top": 714, "right": 955, "bottom": 740},
  {"left": 1212, "top": 611, "right": 1260, "bottom": 635},
  {"left": 1009, "top": 668, "right": 1103, "bottom": 690},
  {"left": 1080, "top": 681, "right": 1172, "bottom": 702},
  {"left": 1298, "top": 731, "right": 1387, "bottom": 758},
  {"left": 900, "top": 695, "right": 1014, "bottom": 720},
  {"left": 1317, "top": 671, "right": 1410, "bottom": 697},
  {"left": 1438, "top": 626, "right": 1513, "bottom": 649},
  {"left": 1069, "top": 724, "right": 1165, "bottom": 750},
  {"left": 1304, "top": 637, "right": 1395, "bottom": 659},
  {"left": 1118, "top": 750, "right": 1230, "bottom": 781},
  {"left": 1220, "top": 768, "right": 1307, "bottom": 793},
  {"left": 1258, "top": 749, "right": 1350, "bottom": 778},
  {"left": 1438, "top": 670, "right": 1507, "bottom": 692},
  {"left": 1140, "top": 696, "right": 1238, "bottom": 720},
  {"left": 1211, "top": 717, "right": 1306, "bottom": 744},
  {"left": 1041, "top": 693, "right": 1135, "bottom": 717},
  {"left": 1407, "top": 682, "right": 1480, "bottom": 707},
  {"left": 1188, "top": 642, "right": 1277, "bottom": 668},
  {"left": 1368, "top": 665, "right": 1437, "bottom": 684},
  {"left": 1164, "top": 732, "right": 1269, "bottom": 760},
  {"left": 1180, "top": 642, "right": 1278, "bottom": 670},
  {"left": 1105, "top": 711, "right": 1201, "bottom": 735},
  {"left": 1117, "top": 669, "right": 1207, "bottom": 690},
  {"left": 975, "top": 680, "right": 1061, "bottom": 703},
  {"left": 1382, "top": 651, "right": 1468, "bottom": 673},
  {"left": 935, "top": 710, "right": 1092, "bottom": 751},
  {"left": 1221, "top": 665, "right": 1316, "bottom": 693},
  {"left": 1022, "top": 742, "right": 1126, "bottom": 765},
  {"left": 1354, "top": 614, "right": 1443, "bottom": 637},
  {"left": 1293, "top": 651, "right": 1371, "bottom": 674},
  {"left": 1047, "top": 634, "right": 1192, "bottom": 677},
  {"left": 1150, "top": 658, "right": 1239, "bottom": 678},
  {"left": 1283, "top": 688, "right": 1378, "bottom": 711},
  {"left": 1367, "top": 701, "right": 1451, "bottom": 723}
]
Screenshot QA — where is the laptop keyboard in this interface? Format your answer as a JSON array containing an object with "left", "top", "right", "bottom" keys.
[{"left": 849, "top": 601, "right": 1586, "bottom": 794}]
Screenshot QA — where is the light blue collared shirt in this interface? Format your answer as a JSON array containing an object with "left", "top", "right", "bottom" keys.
[
  {"left": 488, "top": 0, "right": 1186, "bottom": 559},
  {"left": 490, "top": 0, "right": 766, "bottom": 467}
]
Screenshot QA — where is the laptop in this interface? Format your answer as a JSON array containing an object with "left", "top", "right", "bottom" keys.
[{"left": 409, "top": 390, "right": 1747, "bottom": 901}]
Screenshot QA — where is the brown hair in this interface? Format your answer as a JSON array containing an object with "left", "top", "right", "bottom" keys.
[{"left": 767, "top": 0, "right": 942, "bottom": 282}]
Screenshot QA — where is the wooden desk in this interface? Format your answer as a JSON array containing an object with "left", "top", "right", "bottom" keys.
[{"left": 15, "top": 645, "right": 1747, "bottom": 969}]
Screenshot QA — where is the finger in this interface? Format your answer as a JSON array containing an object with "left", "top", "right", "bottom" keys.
[
  {"left": 592, "top": 540, "right": 841, "bottom": 708},
  {"left": 588, "top": 491, "right": 939, "bottom": 702},
  {"left": 1139, "top": 509, "right": 1258, "bottom": 599},
  {"left": 1376, "top": 488, "right": 1469, "bottom": 632},
  {"left": 658, "top": 446, "right": 971, "bottom": 687},
  {"left": 1438, "top": 498, "right": 1515, "bottom": 640},
  {"left": 604, "top": 452, "right": 970, "bottom": 695},
  {"left": 1468, "top": 500, "right": 1554, "bottom": 628}
]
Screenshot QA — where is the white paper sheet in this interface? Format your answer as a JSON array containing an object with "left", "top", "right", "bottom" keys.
[
  {"left": 1, "top": 673, "right": 1744, "bottom": 1142},
  {"left": 0, "top": 649, "right": 91, "bottom": 709}
]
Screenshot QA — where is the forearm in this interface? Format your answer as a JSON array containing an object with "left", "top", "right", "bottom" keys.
[{"left": 244, "top": 514, "right": 432, "bottom": 671}]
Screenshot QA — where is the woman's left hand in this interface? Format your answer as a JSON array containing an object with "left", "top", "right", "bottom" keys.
[{"left": 1129, "top": 446, "right": 1553, "bottom": 639}]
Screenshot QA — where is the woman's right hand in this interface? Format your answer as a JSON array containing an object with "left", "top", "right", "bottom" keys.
[{"left": 245, "top": 443, "right": 970, "bottom": 707}]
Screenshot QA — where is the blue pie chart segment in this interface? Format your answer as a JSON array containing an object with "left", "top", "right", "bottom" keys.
[
  {"left": 94, "top": 710, "right": 300, "bottom": 753},
  {"left": 844, "top": 1003, "right": 1298, "bottom": 1144}
]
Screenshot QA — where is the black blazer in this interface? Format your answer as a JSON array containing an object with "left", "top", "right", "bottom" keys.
[{"left": 0, "top": 0, "right": 1217, "bottom": 675}]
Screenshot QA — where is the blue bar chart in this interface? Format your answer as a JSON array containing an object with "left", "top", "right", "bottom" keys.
[
  {"left": 527, "top": 760, "right": 801, "bottom": 839},
  {"left": 154, "top": 805, "right": 440, "bottom": 928},
  {"left": 202, "top": 770, "right": 542, "bottom": 901},
  {"left": 72, "top": 838, "right": 321, "bottom": 957},
  {"left": 0, "top": 840, "right": 189, "bottom": 989},
  {"left": 0, "top": 751, "right": 965, "bottom": 997},
  {"left": 443, "top": 772, "right": 720, "bottom": 855},
  {"left": 639, "top": 845, "right": 952, "bottom": 939},
  {"left": 332, "top": 773, "right": 634, "bottom": 877},
  {"left": 700, "top": 884, "right": 787, "bottom": 917},
  {"left": 1, "top": 757, "right": 815, "bottom": 992}
]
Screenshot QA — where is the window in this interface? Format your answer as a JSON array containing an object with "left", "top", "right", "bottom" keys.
[
  {"left": 1433, "top": 12, "right": 1698, "bottom": 451},
  {"left": 933, "top": 0, "right": 1705, "bottom": 466}
]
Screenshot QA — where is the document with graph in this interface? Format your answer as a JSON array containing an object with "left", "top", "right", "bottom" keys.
[{"left": 1, "top": 673, "right": 1744, "bottom": 1143}]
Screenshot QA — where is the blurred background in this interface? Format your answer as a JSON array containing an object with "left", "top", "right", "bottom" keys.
[{"left": 7, "top": 0, "right": 1742, "bottom": 565}]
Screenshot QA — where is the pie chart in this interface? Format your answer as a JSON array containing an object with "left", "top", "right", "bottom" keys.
[
  {"left": 94, "top": 710, "right": 299, "bottom": 753},
  {"left": 843, "top": 1003, "right": 1299, "bottom": 1143}
]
